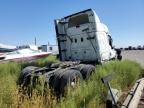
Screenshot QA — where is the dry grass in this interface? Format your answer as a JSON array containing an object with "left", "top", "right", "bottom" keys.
[{"left": 0, "top": 58, "right": 142, "bottom": 108}]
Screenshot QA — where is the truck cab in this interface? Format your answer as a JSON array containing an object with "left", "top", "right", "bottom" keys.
[{"left": 55, "top": 9, "right": 116, "bottom": 63}]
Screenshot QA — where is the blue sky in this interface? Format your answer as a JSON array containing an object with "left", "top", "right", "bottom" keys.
[{"left": 0, "top": 0, "right": 144, "bottom": 47}]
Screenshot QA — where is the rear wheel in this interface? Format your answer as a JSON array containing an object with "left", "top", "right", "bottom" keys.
[
  {"left": 75, "top": 64, "right": 95, "bottom": 79},
  {"left": 116, "top": 49, "right": 122, "bottom": 61},
  {"left": 49, "top": 68, "right": 82, "bottom": 97},
  {"left": 59, "top": 69, "right": 82, "bottom": 96},
  {"left": 19, "top": 66, "right": 39, "bottom": 86},
  {"left": 117, "top": 55, "right": 122, "bottom": 60},
  {"left": 18, "top": 66, "right": 39, "bottom": 96},
  {"left": 49, "top": 69, "right": 67, "bottom": 96}
]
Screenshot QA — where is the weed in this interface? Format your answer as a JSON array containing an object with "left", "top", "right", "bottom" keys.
[{"left": 0, "top": 58, "right": 142, "bottom": 108}]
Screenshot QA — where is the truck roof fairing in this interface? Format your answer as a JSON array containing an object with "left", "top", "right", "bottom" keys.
[{"left": 62, "top": 8, "right": 100, "bottom": 23}]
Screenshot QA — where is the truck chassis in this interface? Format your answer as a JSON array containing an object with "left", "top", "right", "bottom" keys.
[{"left": 19, "top": 62, "right": 95, "bottom": 96}]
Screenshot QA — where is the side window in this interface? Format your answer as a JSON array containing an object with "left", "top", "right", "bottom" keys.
[{"left": 68, "top": 14, "right": 89, "bottom": 28}]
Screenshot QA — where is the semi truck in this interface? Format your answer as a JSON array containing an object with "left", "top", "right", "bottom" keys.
[{"left": 19, "top": 9, "right": 121, "bottom": 96}]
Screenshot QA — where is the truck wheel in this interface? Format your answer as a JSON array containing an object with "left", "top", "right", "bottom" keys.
[
  {"left": 116, "top": 49, "right": 122, "bottom": 61},
  {"left": 49, "top": 69, "right": 67, "bottom": 96},
  {"left": 18, "top": 66, "right": 39, "bottom": 96},
  {"left": 76, "top": 64, "right": 95, "bottom": 79},
  {"left": 116, "top": 49, "right": 121, "bottom": 55},
  {"left": 59, "top": 69, "right": 82, "bottom": 96},
  {"left": 19, "top": 66, "right": 39, "bottom": 87},
  {"left": 117, "top": 55, "right": 122, "bottom": 61}
]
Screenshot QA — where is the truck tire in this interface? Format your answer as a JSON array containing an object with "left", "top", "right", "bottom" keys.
[
  {"left": 19, "top": 66, "right": 39, "bottom": 87},
  {"left": 116, "top": 49, "right": 121, "bottom": 55},
  {"left": 117, "top": 55, "right": 122, "bottom": 61},
  {"left": 115, "top": 49, "right": 122, "bottom": 61},
  {"left": 76, "top": 64, "right": 95, "bottom": 79},
  {"left": 59, "top": 69, "right": 82, "bottom": 96},
  {"left": 49, "top": 69, "right": 68, "bottom": 96}
]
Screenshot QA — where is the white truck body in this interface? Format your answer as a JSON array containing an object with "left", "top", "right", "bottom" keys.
[{"left": 55, "top": 9, "right": 116, "bottom": 63}]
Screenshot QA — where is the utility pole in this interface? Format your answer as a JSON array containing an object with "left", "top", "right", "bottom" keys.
[{"left": 35, "top": 37, "right": 37, "bottom": 45}]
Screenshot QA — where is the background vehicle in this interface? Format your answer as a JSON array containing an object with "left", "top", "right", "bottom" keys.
[
  {"left": 0, "top": 45, "right": 51, "bottom": 63},
  {"left": 19, "top": 9, "right": 121, "bottom": 96}
]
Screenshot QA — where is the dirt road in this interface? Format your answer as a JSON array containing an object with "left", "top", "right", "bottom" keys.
[{"left": 122, "top": 50, "right": 144, "bottom": 68}]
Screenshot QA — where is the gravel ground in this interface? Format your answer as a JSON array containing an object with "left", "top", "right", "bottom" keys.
[
  {"left": 121, "top": 50, "right": 144, "bottom": 108},
  {"left": 122, "top": 50, "right": 144, "bottom": 68}
]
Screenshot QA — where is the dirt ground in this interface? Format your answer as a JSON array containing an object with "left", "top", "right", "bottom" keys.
[{"left": 122, "top": 50, "right": 144, "bottom": 68}]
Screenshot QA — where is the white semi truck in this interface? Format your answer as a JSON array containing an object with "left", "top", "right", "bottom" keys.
[
  {"left": 55, "top": 9, "right": 117, "bottom": 63},
  {"left": 19, "top": 9, "right": 121, "bottom": 96}
]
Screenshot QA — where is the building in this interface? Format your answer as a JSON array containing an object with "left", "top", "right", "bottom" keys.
[{"left": 40, "top": 44, "right": 58, "bottom": 55}]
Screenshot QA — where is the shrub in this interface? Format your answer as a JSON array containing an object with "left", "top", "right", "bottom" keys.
[
  {"left": 0, "top": 59, "right": 141, "bottom": 108},
  {"left": 0, "top": 62, "right": 21, "bottom": 108},
  {"left": 58, "top": 60, "right": 141, "bottom": 108},
  {"left": 22, "top": 55, "right": 59, "bottom": 68}
]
